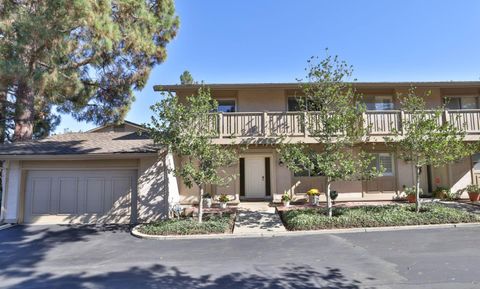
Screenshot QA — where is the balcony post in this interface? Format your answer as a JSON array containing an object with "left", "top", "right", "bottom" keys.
[
  {"left": 303, "top": 111, "right": 308, "bottom": 137},
  {"left": 218, "top": 112, "right": 223, "bottom": 138},
  {"left": 263, "top": 111, "right": 269, "bottom": 136},
  {"left": 362, "top": 112, "right": 367, "bottom": 132},
  {"left": 400, "top": 110, "right": 405, "bottom": 135},
  {"left": 443, "top": 109, "right": 449, "bottom": 127}
]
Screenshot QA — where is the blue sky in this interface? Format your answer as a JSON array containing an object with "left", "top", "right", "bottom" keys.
[{"left": 56, "top": 0, "right": 480, "bottom": 133}]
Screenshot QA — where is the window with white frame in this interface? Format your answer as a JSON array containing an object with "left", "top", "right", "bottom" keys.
[
  {"left": 445, "top": 96, "right": 479, "bottom": 110},
  {"left": 287, "top": 96, "right": 319, "bottom": 111},
  {"left": 216, "top": 99, "right": 236, "bottom": 112},
  {"left": 370, "top": 153, "right": 394, "bottom": 176},
  {"left": 366, "top": 95, "right": 394, "bottom": 111}
]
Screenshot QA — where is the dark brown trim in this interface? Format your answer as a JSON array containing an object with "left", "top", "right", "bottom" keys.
[
  {"left": 265, "top": 157, "right": 271, "bottom": 196},
  {"left": 240, "top": 158, "right": 245, "bottom": 197}
]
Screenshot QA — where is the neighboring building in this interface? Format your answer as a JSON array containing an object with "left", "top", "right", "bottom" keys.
[
  {"left": 156, "top": 82, "right": 480, "bottom": 205},
  {"left": 1, "top": 81, "right": 480, "bottom": 225}
]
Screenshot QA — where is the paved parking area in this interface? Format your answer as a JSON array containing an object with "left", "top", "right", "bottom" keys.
[{"left": 1, "top": 224, "right": 480, "bottom": 288}]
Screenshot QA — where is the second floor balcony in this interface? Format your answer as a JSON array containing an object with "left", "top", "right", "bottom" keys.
[{"left": 210, "top": 109, "right": 480, "bottom": 144}]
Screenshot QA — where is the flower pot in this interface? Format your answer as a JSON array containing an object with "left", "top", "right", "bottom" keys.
[
  {"left": 406, "top": 195, "right": 416, "bottom": 203},
  {"left": 309, "top": 195, "right": 319, "bottom": 206},
  {"left": 203, "top": 198, "right": 212, "bottom": 208},
  {"left": 219, "top": 202, "right": 227, "bottom": 209},
  {"left": 283, "top": 201, "right": 290, "bottom": 207},
  {"left": 468, "top": 192, "right": 480, "bottom": 202}
]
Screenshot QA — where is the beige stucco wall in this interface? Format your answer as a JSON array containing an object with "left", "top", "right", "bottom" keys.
[
  {"left": 137, "top": 154, "right": 169, "bottom": 222},
  {"left": 449, "top": 157, "right": 472, "bottom": 198},
  {"left": 237, "top": 89, "right": 286, "bottom": 112},
  {"left": 175, "top": 83, "right": 480, "bottom": 113}
]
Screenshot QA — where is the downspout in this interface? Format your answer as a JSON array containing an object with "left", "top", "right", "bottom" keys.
[{"left": 0, "top": 160, "right": 9, "bottom": 223}]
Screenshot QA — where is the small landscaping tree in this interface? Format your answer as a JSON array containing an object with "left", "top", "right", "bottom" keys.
[
  {"left": 278, "top": 54, "right": 382, "bottom": 217},
  {"left": 149, "top": 87, "right": 238, "bottom": 222},
  {"left": 386, "top": 87, "right": 475, "bottom": 212}
]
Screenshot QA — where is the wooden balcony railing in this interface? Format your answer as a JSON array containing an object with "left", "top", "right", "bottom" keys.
[{"left": 210, "top": 109, "right": 480, "bottom": 142}]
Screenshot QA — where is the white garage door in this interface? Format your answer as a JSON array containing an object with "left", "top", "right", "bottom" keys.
[{"left": 24, "top": 170, "right": 137, "bottom": 224}]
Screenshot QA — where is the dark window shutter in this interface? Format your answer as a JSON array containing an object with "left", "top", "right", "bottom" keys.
[
  {"left": 265, "top": 157, "right": 271, "bottom": 196},
  {"left": 240, "top": 158, "right": 245, "bottom": 197}
]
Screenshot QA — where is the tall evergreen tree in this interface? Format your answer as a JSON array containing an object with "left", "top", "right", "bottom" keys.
[{"left": 0, "top": 0, "right": 179, "bottom": 141}]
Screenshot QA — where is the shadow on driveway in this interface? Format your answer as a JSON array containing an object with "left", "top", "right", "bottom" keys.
[{"left": 0, "top": 225, "right": 374, "bottom": 289}]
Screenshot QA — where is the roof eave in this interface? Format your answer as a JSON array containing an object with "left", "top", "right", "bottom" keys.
[
  {"left": 0, "top": 151, "right": 161, "bottom": 161},
  {"left": 154, "top": 81, "right": 480, "bottom": 92}
]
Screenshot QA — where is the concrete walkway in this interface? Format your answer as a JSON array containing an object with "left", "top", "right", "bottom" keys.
[{"left": 233, "top": 202, "right": 287, "bottom": 234}]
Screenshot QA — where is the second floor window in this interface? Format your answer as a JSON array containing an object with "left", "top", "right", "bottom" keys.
[
  {"left": 287, "top": 96, "right": 319, "bottom": 111},
  {"left": 445, "top": 96, "right": 478, "bottom": 110},
  {"left": 287, "top": 97, "right": 303, "bottom": 111},
  {"left": 365, "top": 96, "right": 394, "bottom": 111},
  {"left": 216, "top": 99, "right": 236, "bottom": 112}
]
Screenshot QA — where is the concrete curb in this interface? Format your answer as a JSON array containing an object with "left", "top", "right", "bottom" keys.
[
  {"left": 131, "top": 222, "right": 480, "bottom": 240},
  {"left": 0, "top": 223, "right": 15, "bottom": 231}
]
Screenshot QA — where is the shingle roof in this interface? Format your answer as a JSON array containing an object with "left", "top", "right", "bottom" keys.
[{"left": 0, "top": 131, "right": 159, "bottom": 156}]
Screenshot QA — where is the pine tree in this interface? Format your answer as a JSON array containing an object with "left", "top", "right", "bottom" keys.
[
  {"left": 0, "top": 0, "right": 179, "bottom": 141},
  {"left": 180, "top": 70, "right": 194, "bottom": 85}
]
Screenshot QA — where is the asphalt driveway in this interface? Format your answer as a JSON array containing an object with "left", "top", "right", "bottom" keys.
[{"left": 1, "top": 225, "right": 479, "bottom": 289}]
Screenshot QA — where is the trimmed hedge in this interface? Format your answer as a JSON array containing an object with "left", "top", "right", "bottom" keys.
[
  {"left": 138, "top": 213, "right": 235, "bottom": 235},
  {"left": 280, "top": 204, "right": 480, "bottom": 231}
]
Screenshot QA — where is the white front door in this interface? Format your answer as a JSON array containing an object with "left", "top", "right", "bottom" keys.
[{"left": 244, "top": 157, "right": 266, "bottom": 198}]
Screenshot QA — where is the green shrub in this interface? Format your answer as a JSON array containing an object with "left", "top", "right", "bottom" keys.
[
  {"left": 138, "top": 213, "right": 234, "bottom": 235},
  {"left": 280, "top": 204, "right": 480, "bottom": 231}
]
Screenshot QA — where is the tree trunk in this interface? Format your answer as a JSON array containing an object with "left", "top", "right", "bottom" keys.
[
  {"left": 326, "top": 180, "right": 332, "bottom": 218},
  {"left": 415, "top": 165, "right": 421, "bottom": 213},
  {"left": 0, "top": 88, "right": 7, "bottom": 143},
  {"left": 198, "top": 186, "right": 204, "bottom": 223},
  {"left": 13, "top": 80, "right": 35, "bottom": 142}
]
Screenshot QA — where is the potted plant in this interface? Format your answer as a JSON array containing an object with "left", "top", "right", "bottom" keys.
[
  {"left": 466, "top": 184, "right": 480, "bottom": 202},
  {"left": 203, "top": 193, "right": 213, "bottom": 208},
  {"left": 306, "top": 188, "right": 320, "bottom": 206},
  {"left": 218, "top": 194, "right": 229, "bottom": 209},
  {"left": 404, "top": 186, "right": 418, "bottom": 203},
  {"left": 281, "top": 193, "right": 292, "bottom": 207},
  {"left": 433, "top": 187, "right": 449, "bottom": 200}
]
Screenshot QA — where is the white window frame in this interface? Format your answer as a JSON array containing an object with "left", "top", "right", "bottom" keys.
[
  {"left": 374, "top": 95, "right": 394, "bottom": 111},
  {"left": 216, "top": 98, "right": 237, "bottom": 112},
  {"left": 287, "top": 96, "right": 306, "bottom": 111},
  {"left": 444, "top": 96, "right": 479, "bottom": 110},
  {"left": 371, "top": 152, "right": 395, "bottom": 176}
]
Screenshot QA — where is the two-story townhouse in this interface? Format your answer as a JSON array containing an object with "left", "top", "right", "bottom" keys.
[
  {"left": 2, "top": 81, "right": 480, "bottom": 225},
  {"left": 156, "top": 81, "right": 480, "bottom": 204}
]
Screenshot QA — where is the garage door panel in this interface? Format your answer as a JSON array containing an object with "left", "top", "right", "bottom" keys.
[
  {"left": 31, "top": 178, "right": 52, "bottom": 214},
  {"left": 85, "top": 178, "right": 105, "bottom": 214},
  {"left": 25, "top": 170, "right": 136, "bottom": 224},
  {"left": 59, "top": 178, "right": 78, "bottom": 214}
]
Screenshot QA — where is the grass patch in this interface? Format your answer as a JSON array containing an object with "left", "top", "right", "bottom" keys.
[
  {"left": 138, "top": 213, "right": 235, "bottom": 236},
  {"left": 280, "top": 203, "right": 480, "bottom": 231}
]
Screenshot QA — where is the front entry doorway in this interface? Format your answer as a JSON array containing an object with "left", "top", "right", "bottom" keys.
[{"left": 240, "top": 156, "right": 271, "bottom": 199}]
